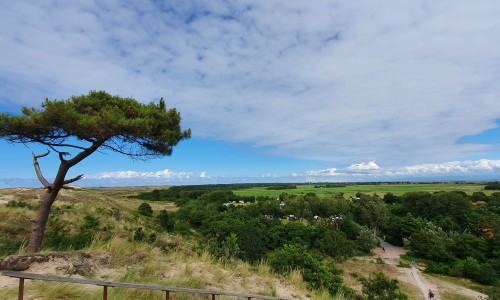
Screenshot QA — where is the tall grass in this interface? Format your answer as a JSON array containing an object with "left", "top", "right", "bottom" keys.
[
  {"left": 0, "top": 206, "right": 35, "bottom": 255},
  {"left": 30, "top": 281, "right": 93, "bottom": 300}
]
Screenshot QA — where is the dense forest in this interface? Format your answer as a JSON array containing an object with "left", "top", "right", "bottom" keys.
[
  {"left": 485, "top": 182, "right": 500, "bottom": 190},
  {"left": 133, "top": 185, "right": 500, "bottom": 295},
  {"left": 381, "top": 191, "right": 499, "bottom": 285}
]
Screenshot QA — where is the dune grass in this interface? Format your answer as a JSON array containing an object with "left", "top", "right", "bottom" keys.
[{"left": 0, "top": 233, "right": 344, "bottom": 299}]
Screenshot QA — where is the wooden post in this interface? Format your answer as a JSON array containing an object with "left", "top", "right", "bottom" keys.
[
  {"left": 18, "top": 278, "right": 24, "bottom": 300},
  {"left": 103, "top": 286, "right": 108, "bottom": 300},
  {"left": 212, "top": 294, "right": 216, "bottom": 300},
  {"left": 165, "top": 290, "right": 170, "bottom": 300}
]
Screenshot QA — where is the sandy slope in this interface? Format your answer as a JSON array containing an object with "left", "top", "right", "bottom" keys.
[{"left": 0, "top": 252, "right": 309, "bottom": 300}]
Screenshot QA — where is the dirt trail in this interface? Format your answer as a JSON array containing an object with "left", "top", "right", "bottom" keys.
[{"left": 373, "top": 241, "right": 486, "bottom": 300}]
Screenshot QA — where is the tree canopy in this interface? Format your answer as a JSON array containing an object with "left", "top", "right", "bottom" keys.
[
  {"left": 0, "top": 90, "right": 190, "bottom": 252},
  {"left": 0, "top": 90, "right": 191, "bottom": 159}
]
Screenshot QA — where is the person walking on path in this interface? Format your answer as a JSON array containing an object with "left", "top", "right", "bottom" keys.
[{"left": 428, "top": 289, "right": 434, "bottom": 300}]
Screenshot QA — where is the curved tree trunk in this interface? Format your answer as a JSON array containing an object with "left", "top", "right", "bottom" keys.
[
  {"left": 28, "top": 188, "right": 60, "bottom": 252},
  {"left": 28, "top": 146, "right": 98, "bottom": 252}
]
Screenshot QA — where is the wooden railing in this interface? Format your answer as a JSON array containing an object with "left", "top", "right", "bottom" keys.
[{"left": 2, "top": 270, "right": 290, "bottom": 300}]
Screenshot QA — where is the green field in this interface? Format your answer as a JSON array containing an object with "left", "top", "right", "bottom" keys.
[{"left": 232, "top": 183, "right": 492, "bottom": 198}]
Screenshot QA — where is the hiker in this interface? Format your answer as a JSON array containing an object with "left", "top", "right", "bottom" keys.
[{"left": 428, "top": 289, "right": 434, "bottom": 300}]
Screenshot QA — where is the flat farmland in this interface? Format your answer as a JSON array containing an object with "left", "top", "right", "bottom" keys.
[{"left": 232, "top": 183, "right": 492, "bottom": 198}]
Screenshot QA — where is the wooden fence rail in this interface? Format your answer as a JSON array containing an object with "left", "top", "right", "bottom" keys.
[{"left": 2, "top": 271, "right": 290, "bottom": 300}]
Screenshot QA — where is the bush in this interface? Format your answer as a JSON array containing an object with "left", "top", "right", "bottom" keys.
[
  {"left": 484, "top": 182, "right": 500, "bottom": 190},
  {"left": 237, "top": 225, "right": 268, "bottom": 262},
  {"left": 473, "top": 263, "right": 497, "bottom": 285},
  {"left": 157, "top": 210, "right": 174, "bottom": 231},
  {"left": 173, "top": 220, "right": 192, "bottom": 236},
  {"left": 356, "top": 226, "right": 378, "bottom": 252},
  {"left": 360, "top": 272, "right": 408, "bottom": 300},
  {"left": 457, "top": 258, "right": 498, "bottom": 285},
  {"left": 268, "top": 244, "right": 344, "bottom": 296},
  {"left": 81, "top": 215, "right": 100, "bottom": 231},
  {"left": 426, "top": 258, "right": 498, "bottom": 285},
  {"left": 315, "top": 228, "right": 356, "bottom": 260},
  {"left": 137, "top": 202, "right": 153, "bottom": 217},
  {"left": 45, "top": 215, "right": 100, "bottom": 250},
  {"left": 426, "top": 261, "right": 452, "bottom": 275},
  {"left": 406, "top": 224, "right": 454, "bottom": 262},
  {"left": 134, "top": 227, "right": 146, "bottom": 241},
  {"left": 397, "top": 260, "right": 411, "bottom": 268},
  {"left": 6, "top": 200, "right": 39, "bottom": 210},
  {"left": 208, "top": 233, "right": 240, "bottom": 262}
]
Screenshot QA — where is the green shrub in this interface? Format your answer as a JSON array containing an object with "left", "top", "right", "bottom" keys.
[
  {"left": 134, "top": 227, "right": 146, "bottom": 241},
  {"left": 147, "top": 233, "right": 157, "bottom": 244},
  {"left": 157, "top": 210, "right": 174, "bottom": 231},
  {"left": 268, "top": 244, "right": 344, "bottom": 296},
  {"left": 6, "top": 200, "right": 38, "bottom": 210},
  {"left": 360, "top": 272, "right": 408, "bottom": 300},
  {"left": 426, "top": 258, "right": 498, "bottom": 285},
  {"left": 397, "top": 260, "right": 411, "bottom": 268},
  {"left": 44, "top": 215, "right": 100, "bottom": 250},
  {"left": 138, "top": 203, "right": 153, "bottom": 217},
  {"left": 426, "top": 261, "right": 452, "bottom": 275},
  {"left": 356, "top": 226, "right": 378, "bottom": 252},
  {"left": 81, "top": 215, "right": 100, "bottom": 231},
  {"left": 208, "top": 233, "right": 240, "bottom": 262},
  {"left": 315, "top": 228, "right": 356, "bottom": 261}
]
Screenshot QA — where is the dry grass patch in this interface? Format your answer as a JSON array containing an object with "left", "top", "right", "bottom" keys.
[
  {"left": 441, "top": 291, "right": 477, "bottom": 300},
  {"left": 338, "top": 256, "right": 421, "bottom": 299}
]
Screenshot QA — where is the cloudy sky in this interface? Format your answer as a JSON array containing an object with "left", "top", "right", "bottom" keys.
[{"left": 1, "top": 0, "right": 500, "bottom": 187}]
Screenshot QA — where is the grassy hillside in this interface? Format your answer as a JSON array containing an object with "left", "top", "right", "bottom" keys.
[
  {"left": 0, "top": 185, "right": 497, "bottom": 300},
  {"left": 0, "top": 187, "right": 335, "bottom": 299}
]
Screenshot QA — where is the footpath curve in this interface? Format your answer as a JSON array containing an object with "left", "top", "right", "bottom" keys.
[{"left": 373, "top": 240, "right": 486, "bottom": 300}]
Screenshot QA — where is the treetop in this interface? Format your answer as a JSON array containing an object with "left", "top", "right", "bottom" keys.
[{"left": 0, "top": 90, "right": 191, "bottom": 159}]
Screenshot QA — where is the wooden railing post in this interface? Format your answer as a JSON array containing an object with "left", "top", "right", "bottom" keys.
[
  {"left": 165, "top": 290, "right": 170, "bottom": 300},
  {"left": 103, "top": 286, "right": 108, "bottom": 300},
  {"left": 18, "top": 278, "right": 24, "bottom": 300}
]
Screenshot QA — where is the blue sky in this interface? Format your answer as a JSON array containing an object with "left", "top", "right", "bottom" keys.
[{"left": 1, "top": 0, "right": 500, "bottom": 188}]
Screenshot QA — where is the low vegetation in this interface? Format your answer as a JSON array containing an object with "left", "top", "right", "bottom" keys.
[{"left": 0, "top": 183, "right": 499, "bottom": 299}]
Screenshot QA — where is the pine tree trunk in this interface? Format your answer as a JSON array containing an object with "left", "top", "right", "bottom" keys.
[
  {"left": 28, "top": 188, "right": 60, "bottom": 252},
  {"left": 28, "top": 145, "right": 98, "bottom": 252},
  {"left": 28, "top": 158, "right": 69, "bottom": 253}
]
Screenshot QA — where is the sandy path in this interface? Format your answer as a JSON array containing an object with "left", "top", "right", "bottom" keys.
[
  {"left": 377, "top": 241, "right": 429, "bottom": 297},
  {"left": 374, "top": 241, "right": 486, "bottom": 300}
]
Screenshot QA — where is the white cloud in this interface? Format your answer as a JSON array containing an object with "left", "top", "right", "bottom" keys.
[
  {"left": 299, "top": 159, "right": 500, "bottom": 181},
  {"left": 261, "top": 173, "right": 278, "bottom": 178},
  {"left": 401, "top": 160, "right": 500, "bottom": 175},
  {"left": 1, "top": 1, "right": 500, "bottom": 169},
  {"left": 85, "top": 169, "right": 207, "bottom": 180},
  {"left": 347, "top": 161, "right": 380, "bottom": 172},
  {"left": 304, "top": 168, "right": 338, "bottom": 177}
]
